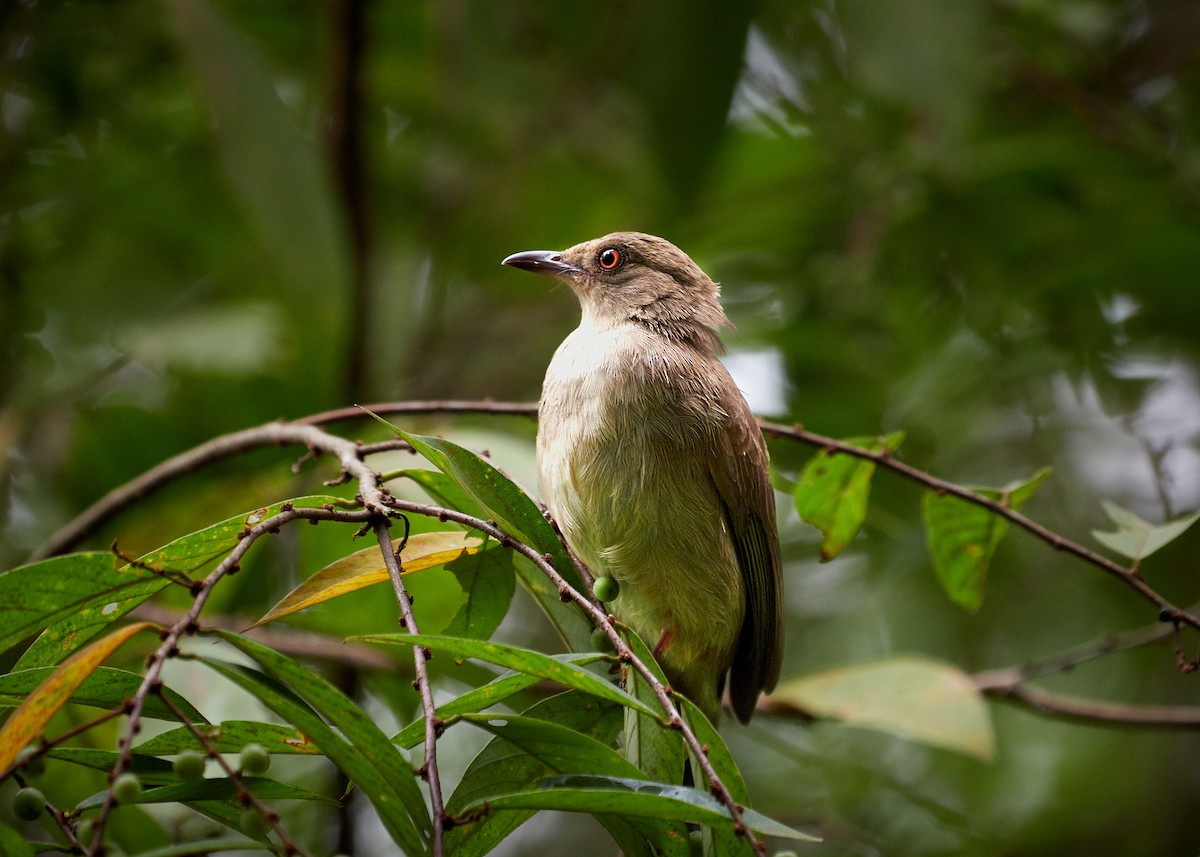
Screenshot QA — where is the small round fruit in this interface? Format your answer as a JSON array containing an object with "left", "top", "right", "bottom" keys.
[
  {"left": 592, "top": 576, "right": 619, "bottom": 602},
  {"left": 239, "top": 743, "right": 270, "bottom": 776},
  {"left": 240, "top": 808, "right": 270, "bottom": 838},
  {"left": 173, "top": 750, "right": 207, "bottom": 781},
  {"left": 112, "top": 772, "right": 142, "bottom": 805},
  {"left": 13, "top": 786, "right": 45, "bottom": 821}
]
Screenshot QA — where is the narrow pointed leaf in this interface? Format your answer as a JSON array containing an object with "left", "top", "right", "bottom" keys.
[
  {"left": 354, "top": 633, "right": 657, "bottom": 717},
  {"left": 198, "top": 652, "right": 428, "bottom": 854},
  {"left": 363, "top": 414, "right": 592, "bottom": 650},
  {"left": 75, "top": 776, "right": 335, "bottom": 810},
  {"left": 470, "top": 774, "right": 818, "bottom": 841},
  {"left": 770, "top": 656, "right": 994, "bottom": 760},
  {"left": 442, "top": 545, "right": 516, "bottom": 641},
  {"left": 922, "top": 467, "right": 1051, "bottom": 610},
  {"left": 0, "top": 667, "right": 205, "bottom": 724},
  {"left": 392, "top": 468, "right": 486, "bottom": 520},
  {"left": 209, "top": 631, "right": 431, "bottom": 838},
  {"left": 136, "top": 721, "right": 319, "bottom": 756},
  {"left": 621, "top": 628, "right": 685, "bottom": 784},
  {"left": 445, "top": 691, "right": 622, "bottom": 857},
  {"left": 254, "top": 530, "right": 484, "bottom": 627},
  {"left": 1092, "top": 501, "right": 1200, "bottom": 562},
  {"left": 794, "top": 432, "right": 904, "bottom": 560},
  {"left": 0, "top": 622, "right": 157, "bottom": 771},
  {"left": 15, "top": 496, "right": 348, "bottom": 669},
  {"left": 391, "top": 653, "right": 607, "bottom": 748},
  {"left": 0, "top": 553, "right": 165, "bottom": 667}
]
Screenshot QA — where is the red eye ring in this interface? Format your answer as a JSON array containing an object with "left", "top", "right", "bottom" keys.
[{"left": 597, "top": 248, "right": 622, "bottom": 270}]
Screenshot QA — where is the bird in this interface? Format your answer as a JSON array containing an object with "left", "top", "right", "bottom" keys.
[{"left": 502, "top": 232, "right": 782, "bottom": 723}]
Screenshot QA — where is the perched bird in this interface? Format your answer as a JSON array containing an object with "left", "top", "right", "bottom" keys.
[{"left": 502, "top": 232, "right": 782, "bottom": 723}]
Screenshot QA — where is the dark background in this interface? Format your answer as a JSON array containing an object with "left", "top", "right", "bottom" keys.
[{"left": 3, "top": 1, "right": 1200, "bottom": 854}]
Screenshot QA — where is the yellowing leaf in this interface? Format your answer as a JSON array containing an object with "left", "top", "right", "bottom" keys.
[
  {"left": 771, "top": 656, "right": 994, "bottom": 760},
  {"left": 1091, "top": 501, "right": 1200, "bottom": 563},
  {"left": 0, "top": 621, "right": 158, "bottom": 772},
  {"left": 254, "top": 531, "right": 483, "bottom": 627}
]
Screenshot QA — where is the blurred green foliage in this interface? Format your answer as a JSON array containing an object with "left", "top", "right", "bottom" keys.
[{"left": 3, "top": 0, "right": 1200, "bottom": 854}]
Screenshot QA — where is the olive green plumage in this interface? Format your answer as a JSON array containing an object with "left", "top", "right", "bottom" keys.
[{"left": 503, "top": 232, "right": 783, "bottom": 723}]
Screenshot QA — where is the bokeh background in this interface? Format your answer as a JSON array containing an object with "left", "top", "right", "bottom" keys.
[{"left": 3, "top": 0, "right": 1200, "bottom": 854}]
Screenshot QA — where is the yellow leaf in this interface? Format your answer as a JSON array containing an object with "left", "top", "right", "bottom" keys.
[
  {"left": 0, "top": 621, "right": 158, "bottom": 772},
  {"left": 254, "top": 531, "right": 484, "bottom": 627}
]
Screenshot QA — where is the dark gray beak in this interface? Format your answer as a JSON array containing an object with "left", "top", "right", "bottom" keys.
[{"left": 501, "top": 249, "right": 579, "bottom": 278}]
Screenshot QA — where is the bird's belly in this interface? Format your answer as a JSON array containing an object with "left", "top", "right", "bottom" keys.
[{"left": 538, "top": 392, "right": 744, "bottom": 679}]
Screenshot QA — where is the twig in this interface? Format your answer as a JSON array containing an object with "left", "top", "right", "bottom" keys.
[
  {"left": 755, "top": 419, "right": 1200, "bottom": 633},
  {"left": 157, "top": 692, "right": 311, "bottom": 856},
  {"left": 374, "top": 518, "right": 446, "bottom": 855},
  {"left": 979, "top": 681, "right": 1200, "bottom": 728},
  {"left": 382, "top": 497, "right": 767, "bottom": 853},
  {"left": 30, "top": 422, "right": 390, "bottom": 562},
  {"left": 85, "top": 503, "right": 375, "bottom": 855}
]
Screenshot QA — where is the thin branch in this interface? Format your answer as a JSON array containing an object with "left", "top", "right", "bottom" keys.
[
  {"left": 299, "top": 399, "right": 539, "bottom": 426},
  {"left": 30, "top": 422, "right": 389, "bottom": 562},
  {"left": 374, "top": 517, "right": 446, "bottom": 855},
  {"left": 158, "top": 691, "right": 311, "bottom": 856},
  {"left": 382, "top": 496, "right": 767, "bottom": 853},
  {"left": 979, "top": 681, "right": 1200, "bottom": 729},
  {"left": 755, "top": 419, "right": 1200, "bottom": 633},
  {"left": 85, "top": 504, "right": 375, "bottom": 854}
]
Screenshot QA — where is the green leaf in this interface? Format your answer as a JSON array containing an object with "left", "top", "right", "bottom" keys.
[
  {"left": 15, "top": 496, "right": 348, "bottom": 669},
  {"left": 0, "top": 553, "right": 165, "bottom": 667},
  {"left": 1091, "top": 501, "right": 1200, "bottom": 563},
  {"left": 198, "top": 642, "right": 428, "bottom": 854},
  {"left": 391, "top": 653, "right": 608, "bottom": 749},
  {"left": 770, "top": 656, "right": 994, "bottom": 760},
  {"left": 0, "top": 825, "right": 35, "bottom": 857},
  {"left": 47, "top": 748, "right": 177, "bottom": 786},
  {"left": 392, "top": 468, "right": 487, "bottom": 520},
  {"left": 470, "top": 774, "right": 818, "bottom": 842},
  {"left": 442, "top": 544, "right": 516, "bottom": 641},
  {"left": 75, "top": 776, "right": 335, "bottom": 810},
  {"left": 135, "top": 721, "right": 319, "bottom": 756},
  {"left": 0, "top": 667, "right": 205, "bottom": 724},
  {"left": 364, "top": 417, "right": 592, "bottom": 651},
  {"left": 354, "top": 633, "right": 656, "bottom": 717},
  {"left": 794, "top": 432, "right": 904, "bottom": 560},
  {"left": 620, "top": 628, "right": 685, "bottom": 785},
  {"left": 676, "top": 697, "right": 754, "bottom": 856},
  {"left": 922, "top": 468, "right": 1051, "bottom": 611},
  {"left": 445, "top": 691, "right": 623, "bottom": 857}
]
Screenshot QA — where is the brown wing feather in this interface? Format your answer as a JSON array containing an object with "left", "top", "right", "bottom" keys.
[{"left": 707, "top": 379, "right": 783, "bottom": 723}]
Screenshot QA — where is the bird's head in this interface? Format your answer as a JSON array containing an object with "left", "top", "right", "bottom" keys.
[{"left": 502, "top": 232, "right": 729, "bottom": 353}]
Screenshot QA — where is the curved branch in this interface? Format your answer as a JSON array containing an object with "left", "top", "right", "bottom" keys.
[
  {"left": 978, "top": 679, "right": 1200, "bottom": 729},
  {"left": 29, "top": 422, "right": 387, "bottom": 562}
]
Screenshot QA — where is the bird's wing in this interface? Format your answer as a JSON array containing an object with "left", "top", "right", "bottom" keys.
[{"left": 707, "top": 383, "right": 783, "bottom": 723}]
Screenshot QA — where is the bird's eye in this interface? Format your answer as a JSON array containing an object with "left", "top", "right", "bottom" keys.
[{"left": 597, "top": 248, "right": 622, "bottom": 270}]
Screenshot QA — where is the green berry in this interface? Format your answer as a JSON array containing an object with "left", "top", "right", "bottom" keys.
[
  {"left": 12, "top": 786, "right": 45, "bottom": 821},
  {"left": 173, "top": 750, "right": 207, "bottom": 781},
  {"left": 240, "top": 808, "right": 270, "bottom": 838},
  {"left": 112, "top": 772, "right": 142, "bottom": 804},
  {"left": 592, "top": 576, "right": 619, "bottom": 602},
  {"left": 239, "top": 743, "right": 270, "bottom": 776}
]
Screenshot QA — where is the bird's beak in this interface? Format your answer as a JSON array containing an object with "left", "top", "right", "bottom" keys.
[{"left": 501, "top": 250, "right": 580, "bottom": 278}]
